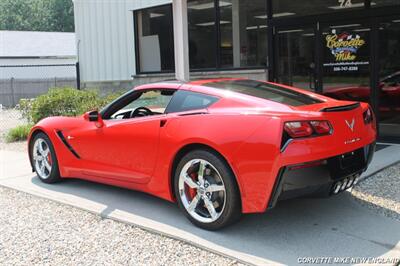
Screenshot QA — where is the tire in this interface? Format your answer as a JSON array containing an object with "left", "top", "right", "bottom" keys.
[
  {"left": 174, "top": 149, "right": 241, "bottom": 230},
  {"left": 30, "top": 132, "right": 61, "bottom": 184}
]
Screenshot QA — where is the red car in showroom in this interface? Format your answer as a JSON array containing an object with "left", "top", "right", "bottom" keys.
[
  {"left": 28, "top": 78, "right": 376, "bottom": 230},
  {"left": 323, "top": 71, "right": 400, "bottom": 120}
]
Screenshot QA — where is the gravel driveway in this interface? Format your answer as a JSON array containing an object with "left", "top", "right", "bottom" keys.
[{"left": 0, "top": 187, "right": 243, "bottom": 266}]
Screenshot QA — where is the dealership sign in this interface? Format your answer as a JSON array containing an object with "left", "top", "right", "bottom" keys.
[
  {"left": 324, "top": 29, "right": 368, "bottom": 72},
  {"left": 326, "top": 30, "right": 365, "bottom": 61}
]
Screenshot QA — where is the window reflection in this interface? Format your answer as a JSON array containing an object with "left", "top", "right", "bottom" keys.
[
  {"left": 187, "top": 0, "right": 268, "bottom": 69},
  {"left": 136, "top": 5, "right": 174, "bottom": 72},
  {"left": 188, "top": 0, "right": 217, "bottom": 69},
  {"left": 372, "top": 0, "right": 400, "bottom": 7},
  {"left": 219, "top": 0, "right": 267, "bottom": 68},
  {"left": 378, "top": 20, "right": 400, "bottom": 137},
  {"left": 273, "top": 0, "right": 364, "bottom": 17}
]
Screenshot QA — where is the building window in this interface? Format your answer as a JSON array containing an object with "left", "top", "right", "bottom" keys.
[
  {"left": 272, "top": 0, "right": 365, "bottom": 18},
  {"left": 218, "top": 0, "right": 268, "bottom": 68},
  {"left": 135, "top": 5, "right": 174, "bottom": 73},
  {"left": 135, "top": 1, "right": 268, "bottom": 73},
  {"left": 188, "top": 0, "right": 268, "bottom": 70},
  {"left": 188, "top": 0, "right": 218, "bottom": 69}
]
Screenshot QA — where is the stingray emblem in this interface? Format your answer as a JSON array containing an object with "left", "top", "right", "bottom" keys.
[{"left": 345, "top": 118, "right": 355, "bottom": 132}]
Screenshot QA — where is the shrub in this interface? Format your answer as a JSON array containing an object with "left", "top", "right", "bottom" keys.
[
  {"left": 5, "top": 124, "right": 33, "bottom": 143},
  {"left": 19, "top": 87, "right": 123, "bottom": 124}
]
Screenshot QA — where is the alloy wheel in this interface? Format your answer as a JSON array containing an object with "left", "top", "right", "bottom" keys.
[
  {"left": 33, "top": 138, "right": 52, "bottom": 179},
  {"left": 178, "top": 159, "right": 226, "bottom": 223}
]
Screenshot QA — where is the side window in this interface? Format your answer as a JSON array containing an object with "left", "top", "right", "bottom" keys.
[
  {"left": 106, "top": 89, "right": 175, "bottom": 120},
  {"left": 166, "top": 90, "right": 219, "bottom": 113}
]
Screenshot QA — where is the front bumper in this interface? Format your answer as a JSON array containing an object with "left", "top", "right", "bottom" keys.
[{"left": 268, "top": 142, "right": 375, "bottom": 208}]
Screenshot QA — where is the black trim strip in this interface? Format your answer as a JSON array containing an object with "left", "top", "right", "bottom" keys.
[
  {"left": 320, "top": 103, "right": 360, "bottom": 112},
  {"left": 267, "top": 167, "right": 287, "bottom": 209},
  {"left": 56, "top": 131, "right": 81, "bottom": 159}
]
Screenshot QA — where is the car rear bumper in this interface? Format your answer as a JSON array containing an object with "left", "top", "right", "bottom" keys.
[{"left": 268, "top": 142, "right": 375, "bottom": 208}]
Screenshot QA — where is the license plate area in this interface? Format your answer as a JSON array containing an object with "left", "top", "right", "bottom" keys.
[
  {"left": 340, "top": 149, "right": 364, "bottom": 168},
  {"left": 328, "top": 148, "right": 366, "bottom": 179}
]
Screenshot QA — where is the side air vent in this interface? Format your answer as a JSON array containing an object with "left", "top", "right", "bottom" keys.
[
  {"left": 320, "top": 102, "right": 360, "bottom": 112},
  {"left": 56, "top": 131, "right": 81, "bottom": 159}
]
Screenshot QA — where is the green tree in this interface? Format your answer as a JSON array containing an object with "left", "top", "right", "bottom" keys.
[{"left": 0, "top": 0, "right": 74, "bottom": 32}]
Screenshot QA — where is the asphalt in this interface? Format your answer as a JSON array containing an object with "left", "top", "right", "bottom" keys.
[{"left": 0, "top": 147, "right": 399, "bottom": 265}]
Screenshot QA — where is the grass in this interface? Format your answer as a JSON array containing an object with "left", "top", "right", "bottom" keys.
[{"left": 5, "top": 124, "right": 32, "bottom": 143}]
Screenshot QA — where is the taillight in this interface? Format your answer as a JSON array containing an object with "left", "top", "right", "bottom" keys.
[
  {"left": 310, "top": 121, "right": 332, "bottom": 135},
  {"left": 284, "top": 122, "right": 313, "bottom": 138},
  {"left": 363, "top": 107, "right": 373, "bottom": 124},
  {"left": 284, "top": 120, "right": 332, "bottom": 139}
]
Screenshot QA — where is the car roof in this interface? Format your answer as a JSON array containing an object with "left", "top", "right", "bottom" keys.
[
  {"left": 132, "top": 78, "right": 326, "bottom": 103},
  {"left": 133, "top": 78, "right": 243, "bottom": 92}
]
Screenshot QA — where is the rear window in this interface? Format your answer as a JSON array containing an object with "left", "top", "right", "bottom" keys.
[{"left": 203, "top": 79, "right": 322, "bottom": 106}]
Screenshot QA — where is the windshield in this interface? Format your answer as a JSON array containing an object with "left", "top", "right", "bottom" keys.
[{"left": 203, "top": 79, "right": 322, "bottom": 106}]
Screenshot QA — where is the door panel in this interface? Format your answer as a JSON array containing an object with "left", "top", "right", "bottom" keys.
[
  {"left": 66, "top": 116, "right": 162, "bottom": 183},
  {"left": 378, "top": 19, "right": 400, "bottom": 139},
  {"left": 275, "top": 26, "right": 316, "bottom": 90}
]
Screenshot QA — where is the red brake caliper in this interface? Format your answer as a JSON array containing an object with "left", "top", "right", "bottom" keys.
[
  {"left": 187, "top": 172, "right": 198, "bottom": 199},
  {"left": 47, "top": 154, "right": 52, "bottom": 166}
]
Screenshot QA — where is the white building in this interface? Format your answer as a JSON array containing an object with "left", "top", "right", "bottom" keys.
[{"left": 0, "top": 31, "right": 76, "bottom": 79}]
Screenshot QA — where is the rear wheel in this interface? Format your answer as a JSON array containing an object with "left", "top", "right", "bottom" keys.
[
  {"left": 30, "top": 133, "right": 61, "bottom": 183},
  {"left": 174, "top": 149, "right": 241, "bottom": 230}
]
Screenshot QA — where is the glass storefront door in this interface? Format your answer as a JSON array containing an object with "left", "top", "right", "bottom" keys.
[
  {"left": 275, "top": 26, "right": 317, "bottom": 90},
  {"left": 378, "top": 19, "right": 400, "bottom": 139},
  {"left": 321, "top": 23, "right": 372, "bottom": 105},
  {"left": 272, "top": 16, "right": 400, "bottom": 140}
]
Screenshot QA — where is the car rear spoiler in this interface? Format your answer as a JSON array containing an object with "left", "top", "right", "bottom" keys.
[{"left": 320, "top": 102, "right": 360, "bottom": 112}]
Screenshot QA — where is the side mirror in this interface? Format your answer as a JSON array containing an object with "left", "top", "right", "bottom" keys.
[{"left": 84, "top": 110, "right": 104, "bottom": 128}]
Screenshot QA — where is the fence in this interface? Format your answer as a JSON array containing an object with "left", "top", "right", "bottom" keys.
[{"left": 0, "top": 64, "right": 78, "bottom": 107}]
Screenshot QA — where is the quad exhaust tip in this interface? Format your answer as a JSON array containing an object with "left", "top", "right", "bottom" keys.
[{"left": 332, "top": 174, "right": 360, "bottom": 195}]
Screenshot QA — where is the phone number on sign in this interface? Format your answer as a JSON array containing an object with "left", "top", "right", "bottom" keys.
[{"left": 333, "top": 66, "right": 359, "bottom": 72}]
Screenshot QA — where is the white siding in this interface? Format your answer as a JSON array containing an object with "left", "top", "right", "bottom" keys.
[{"left": 74, "top": 0, "right": 171, "bottom": 82}]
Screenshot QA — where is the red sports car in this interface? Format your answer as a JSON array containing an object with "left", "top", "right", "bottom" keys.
[{"left": 28, "top": 78, "right": 376, "bottom": 230}]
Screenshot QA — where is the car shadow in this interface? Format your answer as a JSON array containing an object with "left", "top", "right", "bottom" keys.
[{"left": 30, "top": 175, "right": 400, "bottom": 265}]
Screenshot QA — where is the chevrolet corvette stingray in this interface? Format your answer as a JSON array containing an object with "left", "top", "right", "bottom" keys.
[{"left": 28, "top": 78, "right": 376, "bottom": 230}]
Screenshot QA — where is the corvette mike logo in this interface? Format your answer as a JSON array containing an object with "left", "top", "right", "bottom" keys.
[
  {"left": 326, "top": 30, "right": 365, "bottom": 62},
  {"left": 345, "top": 118, "right": 355, "bottom": 132}
]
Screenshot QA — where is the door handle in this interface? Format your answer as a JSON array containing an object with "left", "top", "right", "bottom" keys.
[{"left": 160, "top": 119, "right": 167, "bottom": 127}]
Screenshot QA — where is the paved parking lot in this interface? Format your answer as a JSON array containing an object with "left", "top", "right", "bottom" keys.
[{"left": 1, "top": 149, "right": 399, "bottom": 265}]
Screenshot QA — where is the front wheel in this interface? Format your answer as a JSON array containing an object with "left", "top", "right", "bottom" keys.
[
  {"left": 30, "top": 132, "right": 61, "bottom": 183},
  {"left": 174, "top": 149, "right": 241, "bottom": 230}
]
